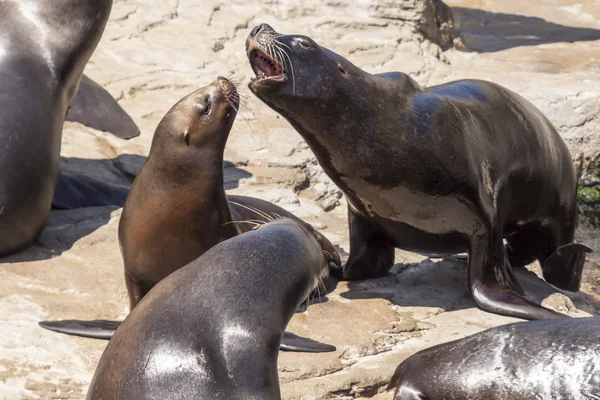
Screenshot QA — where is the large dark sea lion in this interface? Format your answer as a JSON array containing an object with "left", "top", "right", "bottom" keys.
[
  {"left": 245, "top": 24, "right": 592, "bottom": 321},
  {"left": 388, "top": 317, "right": 600, "bottom": 399},
  {"left": 40, "top": 78, "right": 338, "bottom": 352},
  {"left": 0, "top": 0, "right": 114, "bottom": 256},
  {"left": 86, "top": 218, "right": 335, "bottom": 400}
]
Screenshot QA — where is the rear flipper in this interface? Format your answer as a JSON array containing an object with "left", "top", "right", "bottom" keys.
[
  {"left": 53, "top": 171, "right": 129, "bottom": 209},
  {"left": 38, "top": 319, "right": 120, "bottom": 340},
  {"left": 542, "top": 243, "right": 593, "bottom": 292},
  {"left": 280, "top": 332, "right": 336, "bottom": 353},
  {"left": 66, "top": 75, "right": 140, "bottom": 139},
  {"left": 38, "top": 320, "right": 337, "bottom": 352},
  {"left": 469, "top": 226, "right": 568, "bottom": 320}
]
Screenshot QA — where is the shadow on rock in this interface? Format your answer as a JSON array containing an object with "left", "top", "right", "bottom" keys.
[
  {"left": 341, "top": 258, "right": 600, "bottom": 316},
  {"left": 54, "top": 154, "right": 142, "bottom": 210},
  {"left": 0, "top": 155, "right": 254, "bottom": 263},
  {"left": 223, "top": 161, "right": 253, "bottom": 190},
  {"left": 452, "top": 7, "right": 600, "bottom": 52},
  {"left": 0, "top": 206, "right": 119, "bottom": 264},
  {"left": 112, "top": 155, "right": 252, "bottom": 190}
]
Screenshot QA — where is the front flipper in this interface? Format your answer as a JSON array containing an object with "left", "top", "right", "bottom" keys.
[
  {"left": 66, "top": 75, "right": 140, "bottom": 139},
  {"left": 53, "top": 170, "right": 129, "bottom": 209},
  {"left": 280, "top": 332, "right": 336, "bottom": 353},
  {"left": 469, "top": 225, "right": 568, "bottom": 320},
  {"left": 542, "top": 243, "right": 593, "bottom": 292},
  {"left": 38, "top": 319, "right": 120, "bottom": 340},
  {"left": 337, "top": 206, "right": 395, "bottom": 280}
]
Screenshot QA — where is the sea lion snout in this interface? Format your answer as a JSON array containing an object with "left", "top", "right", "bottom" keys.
[
  {"left": 248, "top": 23, "right": 276, "bottom": 40},
  {"left": 210, "top": 76, "right": 240, "bottom": 111}
]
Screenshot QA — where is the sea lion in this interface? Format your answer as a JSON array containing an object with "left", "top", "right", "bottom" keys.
[
  {"left": 40, "top": 78, "right": 339, "bottom": 352},
  {"left": 0, "top": 0, "right": 115, "bottom": 256},
  {"left": 86, "top": 218, "right": 336, "bottom": 400},
  {"left": 245, "top": 23, "right": 592, "bottom": 321},
  {"left": 66, "top": 74, "right": 140, "bottom": 139},
  {"left": 388, "top": 317, "right": 600, "bottom": 399}
]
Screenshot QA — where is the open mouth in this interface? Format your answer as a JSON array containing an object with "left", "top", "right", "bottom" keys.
[{"left": 249, "top": 49, "right": 288, "bottom": 86}]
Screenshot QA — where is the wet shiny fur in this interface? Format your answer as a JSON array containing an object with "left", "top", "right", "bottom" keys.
[
  {"left": 86, "top": 219, "right": 332, "bottom": 400},
  {"left": 0, "top": 0, "right": 112, "bottom": 256},
  {"left": 246, "top": 24, "right": 591, "bottom": 321},
  {"left": 389, "top": 318, "right": 600, "bottom": 400},
  {"left": 40, "top": 78, "right": 338, "bottom": 352}
]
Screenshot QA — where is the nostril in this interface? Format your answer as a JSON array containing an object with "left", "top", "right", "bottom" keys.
[{"left": 250, "top": 25, "right": 261, "bottom": 38}]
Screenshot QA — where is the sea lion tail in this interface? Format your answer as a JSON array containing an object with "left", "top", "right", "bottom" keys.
[
  {"left": 38, "top": 319, "right": 120, "bottom": 340},
  {"left": 541, "top": 243, "right": 593, "bottom": 292}
]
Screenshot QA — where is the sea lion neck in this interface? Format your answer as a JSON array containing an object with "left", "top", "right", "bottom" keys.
[{"left": 136, "top": 145, "right": 233, "bottom": 223}]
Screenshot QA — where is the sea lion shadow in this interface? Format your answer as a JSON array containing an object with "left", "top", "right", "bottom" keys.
[
  {"left": 340, "top": 257, "right": 600, "bottom": 316},
  {"left": 0, "top": 205, "right": 119, "bottom": 264},
  {"left": 223, "top": 161, "right": 253, "bottom": 190},
  {"left": 109, "top": 155, "right": 253, "bottom": 189},
  {"left": 452, "top": 7, "right": 600, "bottom": 53},
  {"left": 0, "top": 156, "right": 254, "bottom": 263}
]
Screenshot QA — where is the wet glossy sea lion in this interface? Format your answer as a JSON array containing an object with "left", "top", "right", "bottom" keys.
[
  {"left": 245, "top": 23, "right": 592, "bottom": 321},
  {"left": 388, "top": 317, "right": 600, "bottom": 399},
  {"left": 66, "top": 74, "right": 140, "bottom": 139},
  {"left": 86, "top": 218, "right": 335, "bottom": 400},
  {"left": 40, "top": 78, "right": 339, "bottom": 352},
  {"left": 0, "top": 0, "right": 115, "bottom": 256}
]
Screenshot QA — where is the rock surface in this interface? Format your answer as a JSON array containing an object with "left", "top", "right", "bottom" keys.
[{"left": 1, "top": 0, "right": 599, "bottom": 399}]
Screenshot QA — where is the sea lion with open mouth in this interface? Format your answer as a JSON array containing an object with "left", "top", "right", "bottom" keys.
[{"left": 245, "top": 23, "right": 591, "bottom": 321}]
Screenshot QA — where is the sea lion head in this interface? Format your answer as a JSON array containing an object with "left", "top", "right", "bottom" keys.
[
  {"left": 258, "top": 217, "right": 341, "bottom": 299},
  {"left": 246, "top": 24, "right": 365, "bottom": 122},
  {"left": 152, "top": 77, "right": 239, "bottom": 152}
]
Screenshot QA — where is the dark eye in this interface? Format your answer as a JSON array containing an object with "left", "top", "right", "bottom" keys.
[
  {"left": 298, "top": 39, "right": 311, "bottom": 50},
  {"left": 203, "top": 102, "right": 211, "bottom": 115},
  {"left": 338, "top": 63, "right": 348, "bottom": 76}
]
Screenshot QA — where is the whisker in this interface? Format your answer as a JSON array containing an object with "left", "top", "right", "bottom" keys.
[
  {"left": 272, "top": 43, "right": 285, "bottom": 75},
  {"left": 276, "top": 40, "right": 292, "bottom": 52},
  {"left": 318, "top": 275, "right": 324, "bottom": 300},
  {"left": 226, "top": 97, "right": 239, "bottom": 113},
  {"left": 234, "top": 90, "right": 251, "bottom": 98},
  {"left": 234, "top": 105, "right": 268, "bottom": 135},
  {"left": 228, "top": 201, "right": 274, "bottom": 222},
  {"left": 275, "top": 41, "right": 296, "bottom": 95},
  {"left": 235, "top": 96, "right": 260, "bottom": 112},
  {"left": 222, "top": 220, "right": 263, "bottom": 227},
  {"left": 228, "top": 90, "right": 264, "bottom": 125},
  {"left": 237, "top": 102, "right": 260, "bottom": 115},
  {"left": 226, "top": 75, "right": 245, "bottom": 85}
]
